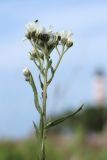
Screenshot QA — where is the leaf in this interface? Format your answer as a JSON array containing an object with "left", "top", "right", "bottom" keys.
[
  {"left": 50, "top": 66, "right": 54, "bottom": 75},
  {"left": 39, "top": 74, "right": 43, "bottom": 90},
  {"left": 34, "top": 95, "right": 42, "bottom": 114},
  {"left": 47, "top": 66, "right": 54, "bottom": 85},
  {"left": 29, "top": 74, "right": 42, "bottom": 114},
  {"left": 49, "top": 59, "right": 52, "bottom": 68},
  {"left": 45, "top": 104, "right": 84, "bottom": 129},
  {"left": 33, "top": 121, "right": 40, "bottom": 136}
]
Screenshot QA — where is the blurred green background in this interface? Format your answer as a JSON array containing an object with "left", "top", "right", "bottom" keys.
[{"left": 1, "top": 105, "right": 107, "bottom": 160}]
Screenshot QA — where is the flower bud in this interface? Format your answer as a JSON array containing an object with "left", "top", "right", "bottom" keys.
[
  {"left": 30, "top": 49, "right": 37, "bottom": 57},
  {"left": 29, "top": 48, "right": 38, "bottom": 60},
  {"left": 60, "top": 31, "right": 73, "bottom": 45},
  {"left": 23, "top": 68, "right": 31, "bottom": 77},
  {"left": 29, "top": 53, "right": 34, "bottom": 60},
  {"left": 66, "top": 39, "right": 73, "bottom": 48}
]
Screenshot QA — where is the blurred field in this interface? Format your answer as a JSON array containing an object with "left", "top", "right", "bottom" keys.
[
  {"left": 0, "top": 130, "right": 107, "bottom": 160},
  {"left": 1, "top": 106, "right": 107, "bottom": 160}
]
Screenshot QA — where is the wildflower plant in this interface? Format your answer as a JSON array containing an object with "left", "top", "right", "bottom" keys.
[{"left": 23, "top": 20, "right": 83, "bottom": 160}]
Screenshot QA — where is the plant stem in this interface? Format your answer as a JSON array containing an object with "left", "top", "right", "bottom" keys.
[
  {"left": 41, "top": 61, "right": 48, "bottom": 160},
  {"left": 54, "top": 45, "right": 65, "bottom": 73},
  {"left": 47, "top": 45, "right": 65, "bottom": 85}
]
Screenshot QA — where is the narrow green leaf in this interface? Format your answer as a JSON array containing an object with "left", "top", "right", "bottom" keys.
[
  {"left": 50, "top": 66, "right": 54, "bottom": 75},
  {"left": 34, "top": 95, "right": 42, "bottom": 113},
  {"left": 33, "top": 121, "right": 39, "bottom": 136},
  {"left": 47, "top": 66, "right": 54, "bottom": 85},
  {"left": 39, "top": 74, "right": 43, "bottom": 90},
  {"left": 46, "top": 104, "right": 84, "bottom": 129},
  {"left": 49, "top": 59, "right": 52, "bottom": 68},
  {"left": 29, "top": 74, "right": 42, "bottom": 114}
]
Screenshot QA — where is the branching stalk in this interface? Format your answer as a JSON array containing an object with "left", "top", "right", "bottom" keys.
[
  {"left": 47, "top": 45, "right": 65, "bottom": 85},
  {"left": 23, "top": 21, "right": 83, "bottom": 160}
]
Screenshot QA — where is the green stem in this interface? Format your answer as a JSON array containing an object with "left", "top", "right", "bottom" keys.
[
  {"left": 55, "top": 46, "right": 60, "bottom": 55},
  {"left": 34, "top": 60, "right": 44, "bottom": 76},
  {"left": 47, "top": 45, "right": 65, "bottom": 85},
  {"left": 31, "top": 40, "right": 44, "bottom": 75},
  {"left": 41, "top": 58, "right": 48, "bottom": 160},
  {"left": 54, "top": 45, "right": 65, "bottom": 73},
  {"left": 35, "top": 48, "right": 44, "bottom": 74}
]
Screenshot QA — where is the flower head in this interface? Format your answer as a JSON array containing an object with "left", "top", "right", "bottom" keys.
[
  {"left": 25, "top": 21, "right": 37, "bottom": 32},
  {"left": 23, "top": 67, "right": 31, "bottom": 81},
  {"left": 25, "top": 21, "right": 37, "bottom": 39},
  {"left": 25, "top": 21, "right": 52, "bottom": 39},
  {"left": 60, "top": 31, "right": 73, "bottom": 47},
  {"left": 66, "top": 38, "right": 73, "bottom": 48}
]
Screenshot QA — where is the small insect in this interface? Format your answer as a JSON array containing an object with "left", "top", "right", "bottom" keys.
[{"left": 35, "top": 20, "right": 38, "bottom": 23}]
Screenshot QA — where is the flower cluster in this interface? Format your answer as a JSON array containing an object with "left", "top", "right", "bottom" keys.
[{"left": 25, "top": 21, "right": 73, "bottom": 59}]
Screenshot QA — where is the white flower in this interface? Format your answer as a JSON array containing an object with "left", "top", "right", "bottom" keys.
[
  {"left": 60, "top": 31, "right": 72, "bottom": 40},
  {"left": 25, "top": 21, "right": 38, "bottom": 39},
  {"left": 47, "top": 34, "right": 54, "bottom": 45},
  {"left": 60, "top": 31, "right": 73, "bottom": 46},
  {"left": 25, "top": 21, "right": 55, "bottom": 41},
  {"left": 37, "top": 25, "right": 53, "bottom": 35},
  {"left": 47, "top": 25, "right": 54, "bottom": 34},
  {"left": 25, "top": 21, "right": 38, "bottom": 33},
  {"left": 36, "top": 26, "right": 46, "bottom": 34}
]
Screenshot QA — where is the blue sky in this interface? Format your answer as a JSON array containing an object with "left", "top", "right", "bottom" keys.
[{"left": 0, "top": 0, "right": 107, "bottom": 139}]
